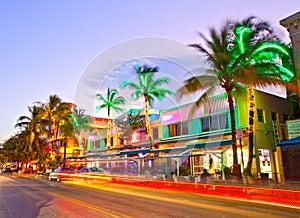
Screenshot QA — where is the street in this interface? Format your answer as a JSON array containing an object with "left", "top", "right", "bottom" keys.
[{"left": 0, "top": 175, "right": 299, "bottom": 218}]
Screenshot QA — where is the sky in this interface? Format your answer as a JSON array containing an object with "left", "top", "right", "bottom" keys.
[{"left": 0, "top": 0, "right": 298, "bottom": 143}]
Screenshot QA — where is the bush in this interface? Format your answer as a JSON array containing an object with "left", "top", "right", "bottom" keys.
[
  {"left": 179, "top": 166, "right": 190, "bottom": 176},
  {"left": 224, "top": 167, "right": 233, "bottom": 180}
]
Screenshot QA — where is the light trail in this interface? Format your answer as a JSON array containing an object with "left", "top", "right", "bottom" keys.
[
  {"left": 65, "top": 181, "right": 295, "bottom": 218},
  {"left": 41, "top": 188, "right": 132, "bottom": 218}
]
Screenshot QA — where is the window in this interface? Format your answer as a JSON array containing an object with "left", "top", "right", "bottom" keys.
[
  {"left": 168, "top": 121, "right": 189, "bottom": 137},
  {"left": 152, "top": 127, "right": 159, "bottom": 140},
  {"left": 168, "top": 124, "right": 175, "bottom": 137},
  {"left": 175, "top": 123, "right": 181, "bottom": 136},
  {"left": 219, "top": 113, "right": 229, "bottom": 129},
  {"left": 94, "top": 140, "right": 100, "bottom": 149},
  {"left": 210, "top": 116, "right": 219, "bottom": 130},
  {"left": 201, "top": 117, "right": 210, "bottom": 132},
  {"left": 271, "top": 112, "right": 278, "bottom": 121},
  {"left": 201, "top": 113, "right": 228, "bottom": 132},
  {"left": 257, "top": 109, "right": 265, "bottom": 123},
  {"left": 182, "top": 121, "right": 189, "bottom": 135}
]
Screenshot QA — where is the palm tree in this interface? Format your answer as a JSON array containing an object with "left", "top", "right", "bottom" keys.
[
  {"left": 59, "top": 115, "right": 75, "bottom": 166},
  {"left": 70, "top": 107, "right": 91, "bottom": 154},
  {"left": 120, "top": 65, "right": 174, "bottom": 148},
  {"left": 177, "top": 20, "right": 289, "bottom": 178},
  {"left": 37, "top": 95, "right": 72, "bottom": 151},
  {"left": 232, "top": 17, "right": 295, "bottom": 176},
  {"left": 114, "top": 110, "right": 145, "bottom": 143},
  {"left": 15, "top": 105, "right": 44, "bottom": 154},
  {"left": 96, "top": 88, "right": 125, "bottom": 148}
]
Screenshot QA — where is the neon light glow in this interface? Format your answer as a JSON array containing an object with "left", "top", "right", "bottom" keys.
[
  {"left": 235, "top": 25, "right": 295, "bottom": 81},
  {"left": 252, "top": 43, "right": 290, "bottom": 57},
  {"left": 236, "top": 27, "right": 251, "bottom": 54},
  {"left": 276, "top": 64, "right": 295, "bottom": 80}
]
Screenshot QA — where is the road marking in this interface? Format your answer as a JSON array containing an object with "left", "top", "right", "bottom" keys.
[{"left": 42, "top": 189, "right": 132, "bottom": 218}]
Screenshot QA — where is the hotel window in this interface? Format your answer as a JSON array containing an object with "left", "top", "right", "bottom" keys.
[
  {"left": 168, "top": 121, "right": 189, "bottom": 137},
  {"left": 181, "top": 121, "right": 189, "bottom": 135},
  {"left": 201, "top": 113, "right": 229, "bottom": 132},
  {"left": 219, "top": 113, "right": 229, "bottom": 129},
  {"left": 175, "top": 123, "right": 181, "bottom": 136},
  {"left": 210, "top": 116, "right": 219, "bottom": 130},
  {"left": 94, "top": 140, "right": 100, "bottom": 149},
  {"left": 152, "top": 127, "right": 159, "bottom": 140},
  {"left": 201, "top": 117, "right": 210, "bottom": 132},
  {"left": 257, "top": 109, "right": 265, "bottom": 123},
  {"left": 168, "top": 124, "right": 176, "bottom": 137}
]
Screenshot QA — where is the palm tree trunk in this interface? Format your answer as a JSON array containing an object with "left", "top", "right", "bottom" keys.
[
  {"left": 144, "top": 95, "right": 152, "bottom": 148},
  {"left": 227, "top": 90, "right": 241, "bottom": 178},
  {"left": 63, "top": 137, "right": 67, "bottom": 167},
  {"left": 107, "top": 114, "right": 111, "bottom": 148}
]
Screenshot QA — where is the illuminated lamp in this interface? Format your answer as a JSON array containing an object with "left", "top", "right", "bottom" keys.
[{"left": 161, "top": 114, "right": 173, "bottom": 122}]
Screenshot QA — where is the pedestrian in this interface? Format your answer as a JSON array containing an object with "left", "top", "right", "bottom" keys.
[{"left": 201, "top": 169, "right": 210, "bottom": 183}]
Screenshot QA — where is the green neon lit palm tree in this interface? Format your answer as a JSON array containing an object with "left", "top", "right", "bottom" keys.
[
  {"left": 177, "top": 18, "right": 293, "bottom": 178},
  {"left": 96, "top": 88, "right": 125, "bottom": 148},
  {"left": 120, "top": 65, "right": 174, "bottom": 148},
  {"left": 232, "top": 17, "right": 295, "bottom": 176}
]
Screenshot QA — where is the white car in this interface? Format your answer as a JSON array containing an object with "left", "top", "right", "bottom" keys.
[{"left": 48, "top": 167, "right": 75, "bottom": 182}]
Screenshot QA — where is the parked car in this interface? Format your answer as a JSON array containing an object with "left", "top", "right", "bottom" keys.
[
  {"left": 77, "top": 167, "right": 106, "bottom": 175},
  {"left": 1, "top": 167, "right": 12, "bottom": 174},
  {"left": 48, "top": 167, "right": 75, "bottom": 182}
]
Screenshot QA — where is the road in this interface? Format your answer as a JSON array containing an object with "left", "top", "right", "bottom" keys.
[{"left": 0, "top": 175, "right": 299, "bottom": 218}]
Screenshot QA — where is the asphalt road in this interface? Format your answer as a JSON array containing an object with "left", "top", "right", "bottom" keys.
[{"left": 0, "top": 175, "right": 299, "bottom": 218}]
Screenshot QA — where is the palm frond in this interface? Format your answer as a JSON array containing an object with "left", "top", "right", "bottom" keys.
[
  {"left": 176, "top": 75, "right": 218, "bottom": 99},
  {"left": 120, "top": 80, "right": 140, "bottom": 90},
  {"left": 96, "top": 93, "right": 107, "bottom": 102}
]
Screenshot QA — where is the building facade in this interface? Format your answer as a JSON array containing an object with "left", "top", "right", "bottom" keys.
[{"left": 85, "top": 89, "right": 289, "bottom": 181}]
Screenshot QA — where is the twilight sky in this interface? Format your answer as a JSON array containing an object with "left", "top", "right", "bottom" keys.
[{"left": 0, "top": 1, "right": 298, "bottom": 142}]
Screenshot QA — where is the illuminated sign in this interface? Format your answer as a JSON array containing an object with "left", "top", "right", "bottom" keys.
[{"left": 286, "top": 119, "right": 300, "bottom": 139}]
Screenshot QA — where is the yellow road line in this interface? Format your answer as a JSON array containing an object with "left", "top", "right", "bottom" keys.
[{"left": 42, "top": 189, "right": 132, "bottom": 218}]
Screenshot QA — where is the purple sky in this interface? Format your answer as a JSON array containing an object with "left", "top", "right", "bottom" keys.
[{"left": 0, "top": 1, "right": 298, "bottom": 142}]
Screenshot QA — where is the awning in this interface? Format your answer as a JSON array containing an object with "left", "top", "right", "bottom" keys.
[
  {"left": 189, "top": 139, "right": 232, "bottom": 149},
  {"left": 161, "top": 149, "right": 191, "bottom": 158},
  {"left": 119, "top": 148, "right": 150, "bottom": 156},
  {"left": 157, "top": 146, "right": 191, "bottom": 158},
  {"left": 277, "top": 136, "right": 300, "bottom": 147},
  {"left": 86, "top": 153, "right": 119, "bottom": 158}
]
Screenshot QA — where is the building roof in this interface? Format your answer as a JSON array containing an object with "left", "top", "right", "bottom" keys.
[
  {"left": 280, "top": 11, "right": 300, "bottom": 27},
  {"left": 277, "top": 136, "right": 300, "bottom": 146}
]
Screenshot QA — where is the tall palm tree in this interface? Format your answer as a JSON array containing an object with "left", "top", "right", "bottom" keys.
[
  {"left": 59, "top": 115, "right": 75, "bottom": 166},
  {"left": 37, "top": 95, "right": 72, "bottom": 151},
  {"left": 232, "top": 17, "right": 295, "bottom": 176},
  {"left": 177, "top": 20, "right": 289, "bottom": 178},
  {"left": 15, "top": 105, "right": 44, "bottom": 154},
  {"left": 96, "top": 88, "right": 125, "bottom": 148},
  {"left": 70, "top": 107, "right": 91, "bottom": 154},
  {"left": 120, "top": 65, "right": 174, "bottom": 148}
]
